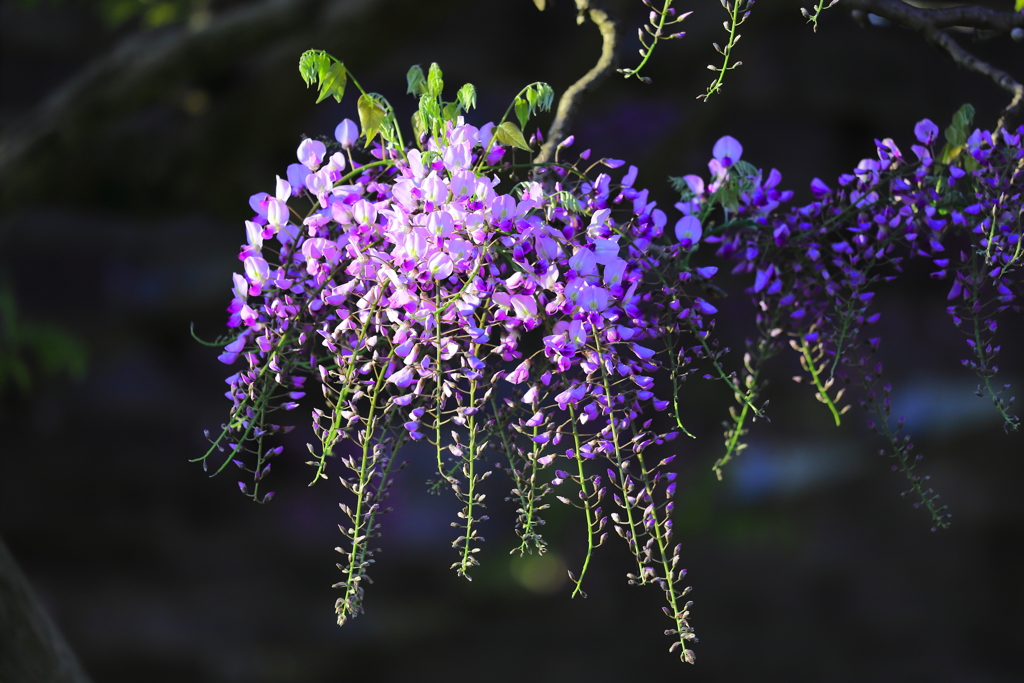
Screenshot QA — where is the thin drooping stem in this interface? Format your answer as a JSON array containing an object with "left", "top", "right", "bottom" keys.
[{"left": 567, "top": 403, "right": 598, "bottom": 598}]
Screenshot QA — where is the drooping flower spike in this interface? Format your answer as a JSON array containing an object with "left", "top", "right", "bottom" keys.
[
  {"left": 200, "top": 55, "right": 712, "bottom": 662},
  {"left": 676, "top": 104, "right": 1020, "bottom": 530},
  {"left": 202, "top": 56, "right": 1021, "bottom": 667}
]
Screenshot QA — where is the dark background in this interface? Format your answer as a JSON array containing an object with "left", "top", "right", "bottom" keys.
[{"left": 1, "top": 0, "right": 1022, "bottom": 681}]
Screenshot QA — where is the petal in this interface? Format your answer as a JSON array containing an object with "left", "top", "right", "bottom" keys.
[{"left": 712, "top": 135, "right": 743, "bottom": 166}]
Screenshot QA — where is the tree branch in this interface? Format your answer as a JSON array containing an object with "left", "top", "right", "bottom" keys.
[
  {"left": 535, "top": 0, "right": 620, "bottom": 166},
  {"left": 846, "top": 0, "right": 1024, "bottom": 32},
  {"left": 0, "top": 534, "right": 93, "bottom": 683},
  {"left": 844, "top": 0, "right": 1024, "bottom": 131},
  {"left": 0, "top": 0, "right": 376, "bottom": 187}
]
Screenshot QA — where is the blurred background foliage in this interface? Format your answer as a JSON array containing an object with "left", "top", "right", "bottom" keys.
[
  {"left": 14, "top": 0, "right": 210, "bottom": 29},
  {"left": 0, "top": 1, "right": 1022, "bottom": 681},
  {"left": 0, "top": 280, "right": 86, "bottom": 395}
]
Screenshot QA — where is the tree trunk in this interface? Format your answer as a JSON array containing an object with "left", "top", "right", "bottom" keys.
[{"left": 0, "top": 535, "right": 92, "bottom": 683}]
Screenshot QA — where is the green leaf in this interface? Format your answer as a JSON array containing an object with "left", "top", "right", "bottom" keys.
[
  {"left": 944, "top": 103, "right": 975, "bottom": 148},
  {"left": 427, "top": 62, "right": 444, "bottom": 98},
  {"left": 954, "top": 102, "right": 975, "bottom": 126},
  {"left": 1017, "top": 0, "right": 1024, "bottom": 12},
  {"left": 553, "top": 190, "right": 582, "bottom": 213},
  {"left": 357, "top": 94, "right": 387, "bottom": 147},
  {"left": 939, "top": 143, "right": 963, "bottom": 165},
  {"left": 526, "top": 87, "right": 538, "bottom": 109},
  {"left": 731, "top": 160, "right": 762, "bottom": 194},
  {"left": 442, "top": 102, "right": 459, "bottom": 122},
  {"left": 509, "top": 181, "right": 532, "bottom": 199},
  {"left": 495, "top": 121, "right": 532, "bottom": 152},
  {"left": 457, "top": 83, "right": 476, "bottom": 112},
  {"left": 142, "top": 2, "right": 178, "bottom": 28},
  {"left": 299, "top": 50, "right": 326, "bottom": 87},
  {"left": 668, "top": 176, "right": 690, "bottom": 196},
  {"left": 941, "top": 103, "right": 975, "bottom": 164},
  {"left": 406, "top": 64, "right": 427, "bottom": 96},
  {"left": 317, "top": 54, "right": 333, "bottom": 85},
  {"left": 514, "top": 97, "right": 530, "bottom": 131},
  {"left": 316, "top": 62, "right": 347, "bottom": 104},
  {"left": 536, "top": 83, "right": 554, "bottom": 111},
  {"left": 419, "top": 95, "right": 440, "bottom": 133},
  {"left": 718, "top": 183, "right": 740, "bottom": 214},
  {"left": 411, "top": 111, "right": 426, "bottom": 145}
]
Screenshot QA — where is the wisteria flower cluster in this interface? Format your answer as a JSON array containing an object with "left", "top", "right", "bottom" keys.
[
  {"left": 200, "top": 52, "right": 1021, "bottom": 666},
  {"left": 199, "top": 54, "right": 715, "bottom": 662},
  {"left": 674, "top": 103, "right": 1021, "bottom": 529}
]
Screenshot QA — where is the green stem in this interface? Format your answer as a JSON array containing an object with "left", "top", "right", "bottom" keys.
[
  {"left": 336, "top": 363, "right": 387, "bottom": 624},
  {"left": 701, "top": 0, "right": 745, "bottom": 100},
  {"left": 687, "top": 320, "right": 765, "bottom": 420},
  {"left": 567, "top": 403, "right": 595, "bottom": 598},
  {"left": 665, "top": 331, "right": 696, "bottom": 439},
  {"left": 593, "top": 340, "right": 644, "bottom": 578},
  {"left": 798, "top": 339, "right": 842, "bottom": 426},
  {"left": 621, "top": 1, "right": 677, "bottom": 81},
  {"left": 634, "top": 446, "right": 693, "bottom": 661},
  {"left": 457, "top": 377, "right": 480, "bottom": 578},
  {"left": 491, "top": 396, "right": 546, "bottom": 555},
  {"left": 310, "top": 298, "right": 381, "bottom": 484},
  {"left": 473, "top": 81, "right": 551, "bottom": 173}
]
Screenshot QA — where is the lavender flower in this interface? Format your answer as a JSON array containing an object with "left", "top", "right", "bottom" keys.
[{"left": 202, "top": 57, "right": 1021, "bottom": 668}]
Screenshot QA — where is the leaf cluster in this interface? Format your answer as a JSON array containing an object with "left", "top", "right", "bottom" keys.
[
  {"left": 0, "top": 284, "right": 87, "bottom": 395},
  {"left": 494, "top": 82, "right": 555, "bottom": 153},
  {"left": 406, "top": 63, "right": 477, "bottom": 145},
  {"left": 298, "top": 50, "right": 404, "bottom": 150}
]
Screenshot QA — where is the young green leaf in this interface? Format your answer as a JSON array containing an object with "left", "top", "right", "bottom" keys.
[
  {"left": 944, "top": 103, "right": 974, "bottom": 148},
  {"left": 940, "top": 103, "right": 975, "bottom": 164},
  {"left": 668, "top": 176, "right": 691, "bottom": 196},
  {"left": 407, "top": 65, "right": 427, "bottom": 96},
  {"left": 940, "top": 144, "right": 963, "bottom": 165},
  {"left": 954, "top": 102, "right": 975, "bottom": 127},
  {"left": 419, "top": 95, "right": 440, "bottom": 134},
  {"left": 427, "top": 62, "right": 444, "bottom": 98},
  {"left": 718, "top": 182, "right": 740, "bottom": 214},
  {"left": 411, "top": 111, "right": 426, "bottom": 145},
  {"left": 514, "top": 97, "right": 530, "bottom": 131},
  {"left": 495, "top": 121, "right": 532, "bottom": 152},
  {"left": 536, "top": 83, "right": 554, "bottom": 111},
  {"left": 457, "top": 83, "right": 476, "bottom": 112},
  {"left": 317, "top": 62, "right": 347, "bottom": 104},
  {"left": 316, "top": 54, "right": 333, "bottom": 85},
  {"left": 526, "top": 86, "right": 538, "bottom": 110},
  {"left": 553, "top": 190, "right": 582, "bottom": 213},
  {"left": 298, "top": 50, "right": 323, "bottom": 86},
  {"left": 357, "top": 94, "right": 387, "bottom": 147}
]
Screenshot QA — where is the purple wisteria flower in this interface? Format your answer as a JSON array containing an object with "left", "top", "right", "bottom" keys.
[
  {"left": 678, "top": 119, "right": 1021, "bottom": 532},
  {"left": 205, "top": 60, "right": 1021, "bottom": 669},
  {"left": 204, "top": 88, "right": 706, "bottom": 660}
]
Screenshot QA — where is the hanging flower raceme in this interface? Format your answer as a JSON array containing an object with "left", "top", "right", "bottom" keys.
[
  {"left": 672, "top": 104, "right": 1022, "bottom": 530},
  {"left": 198, "top": 56, "right": 716, "bottom": 664},
  {"left": 199, "top": 55, "right": 1023, "bottom": 668}
]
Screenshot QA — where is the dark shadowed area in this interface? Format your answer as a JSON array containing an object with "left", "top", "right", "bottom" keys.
[{"left": 1, "top": 1, "right": 1022, "bottom": 681}]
